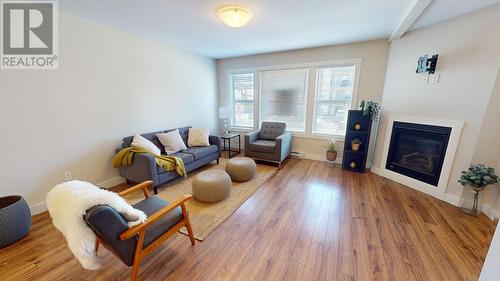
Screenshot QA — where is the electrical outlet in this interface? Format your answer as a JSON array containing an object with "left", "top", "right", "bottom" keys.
[
  {"left": 429, "top": 73, "right": 440, "bottom": 84},
  {"left": 422, "top": 74, "right": 429, "bottom": 84},
  {"left": 64, "top": 171, "right": 73, "bottom": 181}
]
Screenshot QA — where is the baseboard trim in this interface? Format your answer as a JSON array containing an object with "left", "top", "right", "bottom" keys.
[
  {"left": 370, "top": 165, "right": 384, "bottom": 176},
  {"left": 29, "top": 176, "right": 126, "bottom": 216},
  {"left": 303, "top": 153, "right": 342, "bottom": 164},
  {"left": 97, "top": 176, "right": 125, "bottom": 189},
  {"left": 460, "top": 196, "right": 500, "bottom": 221},
  {"left": 30, "top": 202, "right": 47, "bottom": 215},
  {"left": 482, "top": 204, "right": 500, "bottom": 220},
  {"left": 441, "top": 193, "right": 461, "bottom": 206}
]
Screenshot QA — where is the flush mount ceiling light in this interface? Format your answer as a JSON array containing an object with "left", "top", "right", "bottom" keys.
[{"left": 217, "top": 5, "right": 252, "bottom": 28}]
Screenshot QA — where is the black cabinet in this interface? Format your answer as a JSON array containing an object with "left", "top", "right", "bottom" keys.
[{"left": 342, "top": 110, "right": 372, "bottom": 173}]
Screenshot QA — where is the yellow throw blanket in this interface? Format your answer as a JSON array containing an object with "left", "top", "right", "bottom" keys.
[{"left": 112, "top": 147, "right": 187, "bottom": 177}]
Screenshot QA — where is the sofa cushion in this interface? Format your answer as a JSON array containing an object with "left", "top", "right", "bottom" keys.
[
  {"left": 131, "top": 134, "right": 161, "bottom": 155},
  {"left": 249, "top": 140, "right": 276, "bottom": 153},
  {"left": 157, "top": 129, "right": 187, "bottom": 155},
  {"left": 183, "top": 145, "right": 219, "bottom": 160},
  {"left": 259, "top": 122, "right": 286, "bottom": 140},
  {"left": 157, "top": 152, "right": 194, "bottom": 174},
  {"left": 165, "top": 127, "right": 191, "bottom": 146},
  {"left": 187, "top": 128, "right": 210, "bottom": 147},
  {"left": 123, "top": 131, "right": 164, "bottom": 153},
  {"left": 132, "top": 196, "right": 183, "bottom": 248}
]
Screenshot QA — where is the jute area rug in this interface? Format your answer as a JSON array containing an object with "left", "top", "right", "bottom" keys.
[{"left": 124, "top": 158, "right": 277, "bottom": 241}]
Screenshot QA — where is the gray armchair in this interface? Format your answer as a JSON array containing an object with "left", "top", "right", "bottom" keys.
[{"left": 244, "top": 122, "right": 292, "bottom": 168}]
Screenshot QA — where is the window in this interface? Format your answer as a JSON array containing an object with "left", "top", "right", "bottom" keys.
[
  {"left": 312, "top": 66, "right": 356, "bottom": 135},
  {"left": 260, "top": 68, "right": 308, "bottom": 132},
  {"left": 230, "top": 73, "right": 255, "bottom": 127},
  {"left": 226, "top": 60, "right": 360, "bottom": 137}
]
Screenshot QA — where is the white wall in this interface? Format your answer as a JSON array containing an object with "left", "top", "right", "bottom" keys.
[
  {"left": 474, "top": 68, "right": 500, "bottom": 218},
  {"left": 0, "top": 12, "right": 217, "bottom": 213},
  {"left": 371, "top": 6, "right": 500, "bottom": 203},
  {"left": 217, "top": 40, "right": 389, "bottom": 162}
]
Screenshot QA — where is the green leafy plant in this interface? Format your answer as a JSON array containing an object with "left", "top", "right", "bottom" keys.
[
  {"left": 359, "top": 100, "right": 381, "bottom": 121},
  {"left": 458, "top": 164, "right": 498, "bottom": 190},
  {"left": 326, "top": 139, "right": 337, "bottom": 153},
  {"left": 351, "top": 138, "right": 362, "bottom": 145}
]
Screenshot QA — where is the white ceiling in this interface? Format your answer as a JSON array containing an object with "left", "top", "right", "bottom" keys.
[
  {"left": 412, "top": 0, "right": 500, "bottom": 30},
  {"left": 60, "top": 0, "right": 500, "bottom": 59}
]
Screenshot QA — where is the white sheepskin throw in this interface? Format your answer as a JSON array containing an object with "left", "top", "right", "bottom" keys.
[{"left": 46, "top": 180, "right": 147, "bottom": 270}]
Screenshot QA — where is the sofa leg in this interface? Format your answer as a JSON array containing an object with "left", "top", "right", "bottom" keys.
[
  {"left": 217, "top": 158, "right": 220, "bottom": 165},
  {"left": 126, "top": 179, "right": 132, "bottom": 185},
  {"left": 153, "top": 186, "right": 158, "bottom": 195}
]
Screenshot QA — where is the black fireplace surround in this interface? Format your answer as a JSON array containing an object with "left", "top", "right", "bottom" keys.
[{"left": 386, "top": 121, "right": 451, "bottom": 186}]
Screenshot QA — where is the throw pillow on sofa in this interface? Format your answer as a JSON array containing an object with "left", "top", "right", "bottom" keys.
[
  {"left": 131, "top": 133, "right": 161, "bottom": 155},
  {"left": 157, "top": 129, "right": 187, "bottom": 155},
  {"left": 188, "top": 128, "right": 210, "bottom": 147}
]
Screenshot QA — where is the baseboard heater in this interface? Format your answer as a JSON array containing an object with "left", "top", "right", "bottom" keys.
[{"left": 290, "top": 151, "right": 305, "bottom": 159}]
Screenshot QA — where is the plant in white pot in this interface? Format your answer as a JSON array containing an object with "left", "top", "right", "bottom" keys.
[
  {"left": 458, "top": 164, "right": 498, "bottom": 215},
  {"left": 326, "top": 139, "right": 337, "bottom": 162}
]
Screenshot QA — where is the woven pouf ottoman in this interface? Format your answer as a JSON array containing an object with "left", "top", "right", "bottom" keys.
[
  {"left": 225, "top": 157, "right": 257, "bottom": 182},
  {"left": 192, "top": 170, "right": 231, "bottom": 203}
]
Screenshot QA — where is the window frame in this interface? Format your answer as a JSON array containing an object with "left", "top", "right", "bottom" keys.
[
  {"left": 311, "top": 64, "right": 359, "bottom": 138},
  {"left": 228, "top": 71, "right": 257, "bottom": 129},
  {"left": 226, "top": 59, "right": 362, "bottom": 139}
]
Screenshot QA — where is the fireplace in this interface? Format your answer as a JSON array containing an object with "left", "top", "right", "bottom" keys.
[{"left": 385, "top": 122, "right": 451, "bottom": 186}]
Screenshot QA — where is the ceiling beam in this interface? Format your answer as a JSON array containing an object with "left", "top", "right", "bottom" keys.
[{"left": 389, "top": 0, "right": 433, "bottom": 41}]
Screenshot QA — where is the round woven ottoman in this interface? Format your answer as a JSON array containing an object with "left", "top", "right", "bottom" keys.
[
  {"left": 192, "top": 170, "right": 231, "bottom": 203},
  {"left": 225, "top": 157, "right": 257, "bottom": 182}
]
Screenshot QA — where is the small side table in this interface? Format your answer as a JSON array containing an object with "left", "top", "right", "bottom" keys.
[{"left": 220, "top": 133, "right": 241, "bottom": 158}]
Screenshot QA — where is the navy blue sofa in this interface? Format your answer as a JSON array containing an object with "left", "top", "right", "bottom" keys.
[{"left": 116, "top": 126, "right": 221, "bottom": 194}]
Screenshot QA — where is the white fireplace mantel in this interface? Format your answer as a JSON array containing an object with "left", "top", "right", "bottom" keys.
[{"left": 371, "top": 114, "right": 464, "bottom": 206}]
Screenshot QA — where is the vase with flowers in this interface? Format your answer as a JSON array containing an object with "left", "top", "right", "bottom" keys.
[{"left": 458, "top": 164, "right": 498, "bottom": 215}]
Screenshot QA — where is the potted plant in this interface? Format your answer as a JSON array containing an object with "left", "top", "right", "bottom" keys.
[
  {"left": 326, "top": 139, "right": 337, "bottom": 161},
  {"left": 458, "top": 164, "right": 498, "bottom": 215},
  {"left": 351, "top": 138, "right": 362, "bottom": 151},
  {"left": 359, "top": 100, "right": 381, "bottom": 121}
]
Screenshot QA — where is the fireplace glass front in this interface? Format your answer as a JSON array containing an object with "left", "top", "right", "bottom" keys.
[{"left": 386, "top": 122, "right": 451, "bottom": 186}]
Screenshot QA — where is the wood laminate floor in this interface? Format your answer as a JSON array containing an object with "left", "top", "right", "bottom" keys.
[{"left": 0, "top": 159, "right": 495, "bottom": 281}]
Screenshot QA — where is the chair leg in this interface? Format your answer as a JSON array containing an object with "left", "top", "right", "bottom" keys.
[
  {"left": 130, "top": 260, "right": 140, "bottom": 281},
  {"left": 130, "top": 231, "right": 145, "bottom": 281},
  {"left": 95, "top": 240, "right": 99, "bottom": 254},
  {"left": 180, "top": 203, "right": 195, "bottom": 245},
  {"left": 185, "top": 218, "right": 196, "bottom": 246}
]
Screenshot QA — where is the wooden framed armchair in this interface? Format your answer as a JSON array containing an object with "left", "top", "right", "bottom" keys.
[{"left": 84, "top": 181, "right": 194, "bottom": 281}]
